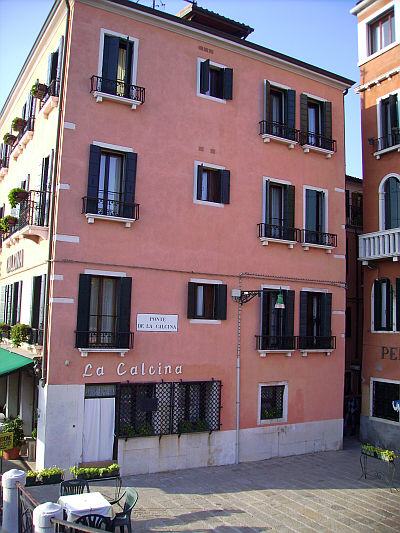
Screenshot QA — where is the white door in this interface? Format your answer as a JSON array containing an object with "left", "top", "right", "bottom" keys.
[{"left": 82, "top": 397, "right": 115, "bottom": 462}]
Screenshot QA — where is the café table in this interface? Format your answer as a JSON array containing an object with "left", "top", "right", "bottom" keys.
[{"left": 58, "top": 491, "right": 113, "bottom": 522}]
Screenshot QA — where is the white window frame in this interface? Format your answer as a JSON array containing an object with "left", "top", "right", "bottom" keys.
[
  {"left": 302, "top": 186, "right": 330, "bottom": 250},
  {"left": 196, "top": 57, "right": 228, "bottom": 104},
  {"left": 370, "top": 377, "right": 400, "bottom": 425},
  {"left": 98, "top": 29, "right": 139, "bottom": 85},
  {"left": 370, "top": 278, "right": 397, "bottom": 332},
  {"left": 258, "top": 382, "right": 288, "bottom": 425},
  {"left": 378, "top": 172, "right": 400, "bottom": 230},
  {"left": 193, "top": 161, "right": 226, "bottom": 208},
  {"left": 189, "top": 278, "right": 222, "bottom": 325}
]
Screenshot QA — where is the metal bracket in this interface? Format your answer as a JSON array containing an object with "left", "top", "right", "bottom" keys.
[{"left": 232, "top": 290, "right": 262, "bottom": 305}]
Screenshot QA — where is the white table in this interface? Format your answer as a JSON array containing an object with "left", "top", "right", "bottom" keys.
[{"left": 58, "top": 491, "right": 113, "bottom": 522}]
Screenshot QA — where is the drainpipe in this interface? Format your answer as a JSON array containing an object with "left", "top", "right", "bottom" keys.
[
  {"left": 235, "top": 273, "right": 244, "bottom": 464},
  {"left": 41, "top": 0, "right": 71, "bottom": 385}
]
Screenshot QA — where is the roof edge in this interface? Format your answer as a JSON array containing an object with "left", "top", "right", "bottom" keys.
[{"left": 350, "top": 0, "right": 376, "bottom": 16}]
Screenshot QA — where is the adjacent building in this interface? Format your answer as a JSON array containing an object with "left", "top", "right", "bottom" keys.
[
  {"left": 0, "top": 0, "right": 353, "bottom": 475},
  {"left": 352, "top": 0, "right": 400, "bottom": 450}
]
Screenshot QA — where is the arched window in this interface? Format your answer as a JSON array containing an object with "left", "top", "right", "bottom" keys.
[
  {"left": 373, "top": 278, "right": 393, "bottom": 331},
  {"left": 384, "top": 176, "right": 400, "bottom": 229}
]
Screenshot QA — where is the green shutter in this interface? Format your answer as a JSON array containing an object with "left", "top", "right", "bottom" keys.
[
  {"left": 300, "top": 93, "right": 308, "bottom": 133},
  {"left": 86, "top": 145, "right": 102, "bottom": 214},
  {"left": 283, "top": 290, "right": 295, "bottom": 338},
  {"left": 101, "top": 35, "right": 120, "bottom": 94},
  {"left": 374, "top": 280, "right": 382, "bottom": 331},
  {"left": 299, "top": 291, "right": 308, "bottom": 338},
  {"left": 220, "top": 170, "right": 230, "bottom": 204},
  {"left": 76, "top": 274, "right": 92, "bottom": 348},
  {"left": 323, "top": 101, "right": 332, "bottom": 140},
  {"left": 283, "top": 185, "right": 295, "bottom": 229},
  {"left": 123, "top": 152, "right": 137, "bottom": 218},
  {"left": 187, "top": 282, "right": 196, "bottom": 319},
  {"left": 320, "top": 293, "right": 332, "bottom": 337},
  {"left": 117, "top": 277, "right": 132, "bottom": 349},
  {"left": 215, "top": 284, "right": 227, "bottom": 320},
  {"left": 264, "top": 81, "right": 271, "bottom": 121},
  {"left": 286, "top": 89, "right": 296, "bottom": 132},
  {"left": 200, "top": 59, "right": 210, "bottom": 94},
  {"left": 222, "top": 68, "right": 233, "bottom": 100}
]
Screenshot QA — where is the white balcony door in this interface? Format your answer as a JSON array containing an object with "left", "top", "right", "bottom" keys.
[{"left": 82, "top": 397, "right": 115, "bottom": 462}]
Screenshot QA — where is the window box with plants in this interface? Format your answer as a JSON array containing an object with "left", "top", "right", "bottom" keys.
[
  {"left": 361, "top": 443, "right": 397, "bottom": 462},
  {"left": 31, "top": 81, "right": 48, "bottom": 100},
  {"left": 10, "top": 323, "right": 32, "bottom": 347},
  {"left": 37, "top": 466, "right": 64, "bottom": 485},
  {"left": 11, "top": 117, "right": 27, "bottom": 133},
  {"left": 1, "top": 416, "right": 24, "bottom": 460},
  {"left": 8, "top": 187, "right": 29, "bottom": 208},
  {"left": 3, "top": 133, "right": 17, "bottom": 147},
  {"left": 25, "top": 470, "right": 42, "bottom": 487},
  {"left": 70, "top": 463, "right": 120, "bottom": 480},
  {"left": 0, "top": 215, "right": 18, "bottom": 234},
  {"left": 0, "top": 322, "right": 11, "bottom": 339}
]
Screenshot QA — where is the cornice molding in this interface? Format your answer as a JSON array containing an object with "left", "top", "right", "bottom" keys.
[
  {"left": 355, "top": 65, "right": 400, "bottom": 92},
  {"left": 350, "top": 0, "right": 377, "bottom": 16}
]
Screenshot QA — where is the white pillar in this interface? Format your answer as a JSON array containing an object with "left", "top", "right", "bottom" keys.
[
  {"left": 6, "top": 373, "right": 19, "bottom": 417},
  {"left": 1, "top": 468, "right": 26, "bottom": 533},
  {"left": 33, "top": 502, "right": 63, "bottom": 533},
  {"left": 19, "top": 372, "right": 34, "bottom": 435}
]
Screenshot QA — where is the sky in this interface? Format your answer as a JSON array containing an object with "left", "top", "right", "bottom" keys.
[{"left": 0, "top": 0, "right": 362, "bottom": 177}]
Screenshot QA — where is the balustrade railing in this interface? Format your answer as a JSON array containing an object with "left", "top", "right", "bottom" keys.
[
  {"left": 41, "top": 78, "right": 60, "bottom": 107},
  {"left": 301, "top": 229, "right": 337, "bottom": 247},
  {"left": 359, "top": 227, "right": 400, "bottom": 261}
]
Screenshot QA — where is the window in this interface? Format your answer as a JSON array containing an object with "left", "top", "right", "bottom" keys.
[
  {"left": 300, "top": 94, "right": 333, "bottom": 150},
  {"left": 304, "top": 188, "right": 332, "bottom": 246},
  {"left": 76, "top": 274, "right": 132, "bottom": 349},
  {"left": 101, "top": 34, "right": 136, "bottom": 97},
  {"left": 384, "top": 176, "right": 400, "bottom": 229},
  {"left": 195, "top": 163, "right": 230, "bottom": 205},
  {"left": 299, "top": 291, "right": 333, "bottom": 350},
  {"left": 259, "top": 383, "right": 287, "bottom": 423},
  {"left": 117, "top": 380, "right": 221, "bottom": 437},
  {"left": 262, "top": 83, "right": 296, "bottom": 140},
  {"left": 85, "top": 144, "right": 138, "bottom": 219},
  {"left": 372, "top": 380, "right": 399, "bottom": 422},
  {"left": 31, "top": 275, "right": 46, "bottom": 344},
  {"left": 0, "top": 142, "right": 10, "bottom": 169},
  {"left": 378, "top": 95, "right": 399, "bottom": 150},
  {"left": 369, "top": 9, "right": 395, "bottom": 55},
  {"left": 258, "top": 289, "right": 295, "bottom": 351},
  {"left": 187, "top": 282, "right": 227, "bottom": 321},
  {"left": 373, "top": 278, "right": 393, "bottom": 331},
  {"left": 198, "top": 59, "right": 233, "bottom": 100},
  {"left": 45, "top": 38, "right": 63, "bottom": 97},
  {"left": 261, "top": 181, "right": 297, "bottom": 241},
  {"left": 0, "top": 282, "right": 22, "bottom": 327},
  {"left": 346, "top": 191, "right": 363, "bottom": 227}
]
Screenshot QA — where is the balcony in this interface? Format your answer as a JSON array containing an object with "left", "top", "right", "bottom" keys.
[
  {"left": 369, "top": 129, "right": 400, "bottom": 159},
  {"left": 298, "top": 336, "right": 336, "bottom": 355},
  {"left": 299, "top": 131, "right": 336, "bottom": 158},
  {"left": 2, "top": 190, "right": 49, "bottom": 245},
  {"left": 259, "top": 120, "right": 299, "bottom": 149},
  {"left": 10, "top": 117, "right": 35, "bottom": 160},
  {"left": 258, "top": 223, "right": 300, "bottom": 248},
  {"left": 359, "top": 227, "right": 400, "bottom": 263},
  {"left": 256, "top": 335, "right": 297, "bottom": 356},
  {"left": 301, "top": 229, "right": 337, "bottom": 251},
  {"left": 0, "top": 156, "right": 9, "bottom": 179},
  {"left": 82, "top": 195, "right": 140, "bottom": 227},
  {"left": 39, "top": 79, "right": 60, "bottom": 119},
  {"left": 76, "top": 330, "right": 134, "bottom": 357},
  {"left": 90, "top": 75, "right": 145, "bottom": 110},
  {"left": 346, "top": 205, "right": 363, "bottom": 228}
]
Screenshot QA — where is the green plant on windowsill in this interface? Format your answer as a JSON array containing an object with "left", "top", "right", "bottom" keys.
[
  {"left": 261, "top": 407, "right": 281, "bottom": 420},
  {"left": 10, "top": 323, "right": 31, "bottom": 347},
  {"left": 0, "top": 215, "right": 18, "bottom": 233},
  {"left": 8, "top": 187, "right": 29, "bottom": 208}
]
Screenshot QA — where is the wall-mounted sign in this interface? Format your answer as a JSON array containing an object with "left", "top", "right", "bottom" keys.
[
  {"left": 0, "top": 431, "right": 13, "bottom": 452},
  {"left": 381, "top": 347, "right": 400, "bottom": 360},
  {"left": 83, "top": 361, "right": 183, "bottom": 378},
  {"left": 136, "top": 314, "right": 178, "bottom": 332},
  {"left": 6, "top": 250, "right": 24, "bottom": 273}
]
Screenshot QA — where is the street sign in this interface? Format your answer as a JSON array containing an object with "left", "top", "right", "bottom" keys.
[{"left": 0, "top": 431, "right": 13, "bottom": 451}]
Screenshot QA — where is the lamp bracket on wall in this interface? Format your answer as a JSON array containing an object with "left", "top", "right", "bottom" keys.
[{"left": 231, "top": 289, "right": 262, "bottom": 305}]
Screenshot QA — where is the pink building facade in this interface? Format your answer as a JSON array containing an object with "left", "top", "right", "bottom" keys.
[{"left": 0, "top": 0, "right": 353, "bottom": 474}]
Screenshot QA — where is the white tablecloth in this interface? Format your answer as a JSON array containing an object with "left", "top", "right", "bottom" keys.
[{"left": 58, "top": 491, "right": 113, "bottom": 522}]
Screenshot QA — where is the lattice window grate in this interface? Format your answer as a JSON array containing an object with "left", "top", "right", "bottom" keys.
[{"left": 260, "top": 385, "right": 285, "bottom": 421}]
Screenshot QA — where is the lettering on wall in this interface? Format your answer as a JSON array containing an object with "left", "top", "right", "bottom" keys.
[
  {"left": 6, "top": 250, "right": 24, "bottom": 273},
  {"left": 381, "top": 347, "right": 400, "bottom": 360},
  {"left": 82, "top": 362, "right": 183, "bottom": 378},
  {"left": 136, "top": 314, "right": 178, "bottom": 332}
]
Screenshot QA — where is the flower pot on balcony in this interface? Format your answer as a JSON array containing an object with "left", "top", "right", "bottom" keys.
[
  {"left": 7, "top": 216, "right": 18, "bottom": 227},
  {"left": 11, "top": 117, "right": 27, "bottom": 133},
  {"left": 3, "top": 133, "right": 16, "bottom": 146},
  {"left": 31, "top": 82, "right": 48, "bottom": 100},
  {"left": 2, "top": 446, "right": 21, "bottom": 460}
]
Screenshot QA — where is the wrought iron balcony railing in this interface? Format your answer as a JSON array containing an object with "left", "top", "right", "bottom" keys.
[
  {"left": 256, "top": 335, "right": 297, "bottom": 351},
  {"left": 299, "top": 131, "right": 337, "bottom": 152},
  {"left": 369, "top": 129, "right": 400, "bottom": 153},
  {"left": 82, "top": 195, "right": 140, "bottom": 220},
  {"left": 0, "top": 156, "right": 9, "bottom": 170},
  {"left": 40, "top": 78, "right": 60, "bottom": 107},
  {"left": 10, "top": 117, "right": 35, "bottom": 152},
  {"left": 301, "top": 229, "right": 337, "bottom": 247},
  {"left": 90, "top": 75, "right": 146, "bottom": 104},
  {"left": 75, "top": 330, "right": 134, "bottom": 350},
  {"left": 346, "top": 205, "right": 363, "bottom": 228},
  {"left": 29, "top": 328, "right": 44, "bottom": 346},
  {"left": 5, "top": 190, "right": 50, "bottom": 239},
  {"left": 258, "top": 223, "right": 301, "bottom": 243},
  {"left": 297, "top": 336, "right": 336, "bottom": 350},
  {"left": 259, "top": 120, "right": 299, "bottom": 142}
]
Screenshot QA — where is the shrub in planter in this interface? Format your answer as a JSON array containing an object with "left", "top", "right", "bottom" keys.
[
  {"left": 0, "top": 322, "right": 11, "bottom": 339},
  {"left": 26, "top": 471, "right": 41, "bottom": 487},
  {"left": 11, "top": 117, "right": 27, "bottom": 133},
  {"left": 3, "top": 133, "right": 17, "bottom": 146},
  {"left": 10, "top": 323, "right": 31, "bottom": 347},
  {"left": 2, "top": 416, "right": 24, "bottom": 460},
  {"left": 0, "top": 215, "right": 18, "bottom": 233},
  {"left": 70, "top": 463, "right": 120, "bottom": 480},
  {"left": 31, "top": 81, "right": 48, "bottom": 100},
  {"left": 38, "top": 466, "right": 64, "bottom": 485},
  {"left": 361, "top": 443, "right": 397, "bottom": 462},
  {"left": 134, "top": 422, "right": 154, "bottom": 437},
  {"left": 8, "top": 187, "right": 29, "bottom": 208}
]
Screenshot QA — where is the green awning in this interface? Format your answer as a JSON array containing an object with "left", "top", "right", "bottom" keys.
[{"left": 0, "top": 348, "right": 33, "bottom": 377}]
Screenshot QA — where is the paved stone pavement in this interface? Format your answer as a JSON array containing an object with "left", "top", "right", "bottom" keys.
[{"left": 30, "top": 440, "right": 400, "bottom": 532}]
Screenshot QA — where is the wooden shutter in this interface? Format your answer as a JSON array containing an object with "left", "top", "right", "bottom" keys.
[
  {"left": 86, "top": 144, "right": 101, "bottom": 214},
  {"left": 374, "top": 280, "right": 382, "bottom": 331},
  {"left": 0, "top": 286, "right": 5, "bottom": 323},
  {"left": 283, "top": 185, "right": 295, "bottom": 229},
  {"left": 300, "top": 93, "right": 308, "bottom": 133},
  {"left": 215, "top": 284, "right": 227, "bottom": 320},
  {"left": 261, "top": 289, "right": 270, "bottom": 341},
  {"left": 264, "top": 180, "right": 270, "bottom": 225},
  {"left": 318, "top": 191, "right": 326, "bottom": 233},
  {"left": 222, "top": 68, "right": 233, "bottom": 100},
  {"left": 56, "top": 36, "right": 64, "bottom": 95},
  {"left": 220, "top": 170, "right": 230, "bottom": 204},
  {"left": 387, "top": 281, "right": 393, "bottom": 331},
  {"left": 320, "top": 293, "right": 332, "bottom": 337},
  {"left": 305, "top": 189, "right": 316, "bottom": 231},
  {"left": 396, "top": 279, "right": 400, "bottom": 332},
  {"left": 283, "top": 290, "right": 295, "bottom": 337},
  {"left": 101, "top": 35, "right": 120, "bottom": 94},
  {"left": 31, "top": 276, "right": 42, "bottom": 329},
  {"left": 299, "top": 291, "right": 308, "bottom": 337},
  {"left": 46, "top": 52, "right": 55, "bottom": 85},
  {"left": 286, "top": 89, "right": 296, "bottom": 131},
  {"left": 196, "top": 165, "right": 204, "bottom": 200},
  {"left": 389, "top": 94, "right": 399, "bottom": 128},
  {"left": 322, "top": 101, "right": 332, "bottom": 140},
  {"left": 117, "top": 277, "right": 132, "bottom": 348},
  {"left": 384, "top": 177, "right": 400, "bottom": 230},
  {"left": 76, "top": 274, "right": 92, "bottom": 348},
  {"left": 264, "top": 81, "right": 271, "bottom": 121},
  {"left": 200, "top": 59, "right": 210, "bottom": 94},
  {"left": 125, "top": 40, "right": 134, "bottom": 92},
  {"left": 123, "top": 152, "right": 138, "bottom": 218},
  {"left": 187, "top": 282, "right": 196, "bottom": 319}
]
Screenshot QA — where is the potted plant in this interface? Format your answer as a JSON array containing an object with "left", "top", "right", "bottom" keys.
[
  {"left": 25, "top": 470, "right": 41, "bottom": 487},
  {"left": 2, "top": 416, "right": 25, "bottom": 460},
  {"left": 3, "top": 133, "right": 16, "bottom": 146},
  {"left": 0, "top": 322, "right": 11, "bottom": 338},
  {"left": 8, "top": 188, "right": 29, "bottom": 208},
  {"left": 0, "top": 215, "right": 18, "bottom": 234},
  {"left": 11, "top": 117, "right": 27, "bottom": 133},
  {"left": 106, "top": 463, "right": 120, "bottom": 477},
  {"left": 10, "top": 323, "right": 31, "bottom": 347},
  {"left": 31, "top": 81, "right": 48, "bottom": 100},
  {"left": 38, "top": 466, "right": 64, "bottom": 485}
]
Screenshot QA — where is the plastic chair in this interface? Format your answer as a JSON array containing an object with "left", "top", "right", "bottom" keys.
[
  {"left": 60, "top": 479, "right": 90, "bottom": 496},
  {"left": 76, "top": 514, "right": 112, "bottom": 530},
  {"left": 111, "top": 488, "right": 138, "bottom": 533}
]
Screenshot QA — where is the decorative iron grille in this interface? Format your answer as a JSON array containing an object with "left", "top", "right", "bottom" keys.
[
  {"left": 372, "top": 380, "right": 400, "bottom": 422},
  {"left": 258, "top": 223, "right": 301, "bottom": 242},
  {"left": 300, "top": 229, "right": 337, "bottom": 247},
  {"left": 82, "top": 195, "right": 140, "bottom": 220},
  {"left": 260, "top": 384, "right": 285, "bottom": 420},
  {"left": 259, "top": 120, "right": 299, "bottom": 142},
  {"left": 90, "top": 75, "right": 145, "bottom": 104},
  {"left": 256, "top": 335, "right": 297, "bottom": 351},
  {"left": 297, "top": 336, "right": 336, "bottom": 350},
  {"left": 116, "top": 380, "right": 221, "bottom": 437},
  {"left": 17, "top": 482, "right": 39, "bottom": 533}
]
